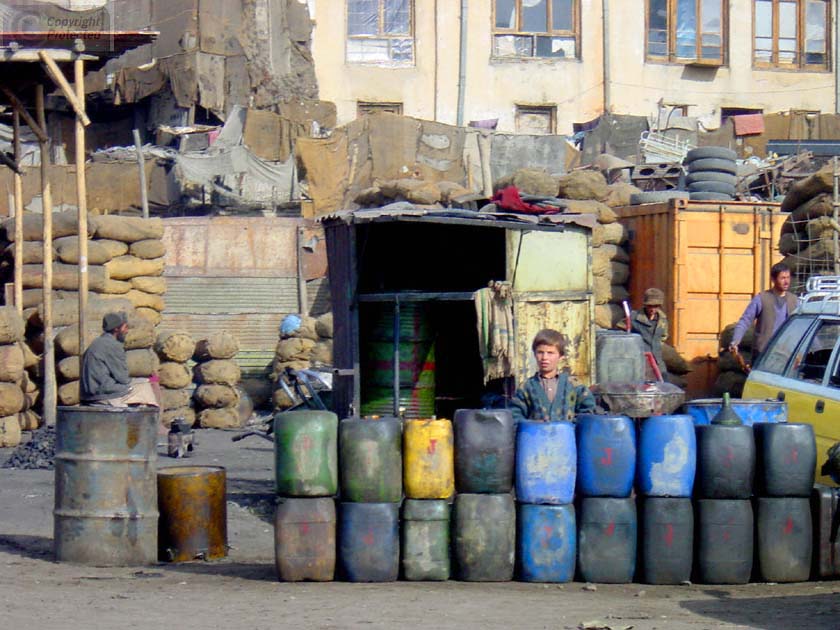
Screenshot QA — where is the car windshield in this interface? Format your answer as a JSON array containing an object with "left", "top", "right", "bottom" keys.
[
  {"left": 757, "top": 316, "right": 816, "bottom": 375},
  {"left": 790, "top": 321, "right": 840, "bottom": 384}
]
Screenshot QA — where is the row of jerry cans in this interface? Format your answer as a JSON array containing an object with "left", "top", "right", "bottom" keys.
[{"left": 275, "top": 494, "right": 815, "bottom": 584}]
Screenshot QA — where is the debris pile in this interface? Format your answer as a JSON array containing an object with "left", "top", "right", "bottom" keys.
[
  {"left": 154, "top": 330, "right": 196, "bottom": 427},
  {"left": 2, "top": 425, "right": 55, "bottom": 469},
  {"left": 193, "top": 332, "right": 243, "bottom": 429},
  {"left": 273, "top": 313, "right": 333, "bottom": 410},
  {"left": 0, "top": 307, "right": 28, "bottom": 447}
]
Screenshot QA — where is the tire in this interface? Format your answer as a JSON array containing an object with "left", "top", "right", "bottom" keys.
[
  {"left": 687, "top": 158, "right": 737, "bottom": 175},
  {"left": 690, "top": 192, "right": 733, "bottom": 201},
  {"left": 630, "top": 191, "right": 690, "bottom": 205},
  {"left": 686, "top": 171, "right": 737, "bottom": 186},
  {"left": 686, "top": 147, "right": 738, "bottom": 162},
  {"left": 688, "top": 181, "right": 737, "bottom": 195}
]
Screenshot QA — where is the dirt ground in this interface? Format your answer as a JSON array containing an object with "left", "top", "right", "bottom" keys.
[{"left": 2, "top": 430, "right": 839, "bottom": 630}]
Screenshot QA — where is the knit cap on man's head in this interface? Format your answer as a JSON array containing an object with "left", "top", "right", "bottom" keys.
[{"left": 103, "top": 311, "right": 128, "bottom": 332}]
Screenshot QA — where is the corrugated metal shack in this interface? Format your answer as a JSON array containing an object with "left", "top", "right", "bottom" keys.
[{"left": 322, "top": 204, "right": 596, "bottom": 420}]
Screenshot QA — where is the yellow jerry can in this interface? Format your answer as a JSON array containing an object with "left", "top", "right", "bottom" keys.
[{"left": 403, "top": 418, "right": 455, "bottom": 499}]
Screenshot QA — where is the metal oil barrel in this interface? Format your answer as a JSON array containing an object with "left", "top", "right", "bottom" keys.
[
  {"left": 157, "top": 465, "right": 227, "bottom": 562},
  {"left": 54, "top": 406, "right": 159, "bottom": 566}
]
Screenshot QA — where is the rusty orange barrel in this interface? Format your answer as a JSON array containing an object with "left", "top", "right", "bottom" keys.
[
  {"left": 54, "top": 406, "right": 159, "bottom": 566},
  {"left": 157, "top": 466, "right": 227, "bottom": 562},
  {"left": 403, "top": 418, "right": 455, "bottom": 499}
]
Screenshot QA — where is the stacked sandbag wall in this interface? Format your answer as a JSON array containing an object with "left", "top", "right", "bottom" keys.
[
  {"left": 273, "top": 313, "right": 334, "bottom": 410},
  {"left": 193, "top": 332, "right": 243, "bottom": 429},
  {"left": 0, "top": 307, "right": 30, "bottom": 447},
  {"left": 777, "top": 166, "right": 837, "bottom": 293},
  {"left": 155, "top": 331, "right": 196, "bottom": 428},
  {"left": 713, "top": 324, "right": 754, "bottom": 397}
]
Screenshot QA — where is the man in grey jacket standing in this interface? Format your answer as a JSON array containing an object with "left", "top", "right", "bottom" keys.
[{"left": 81, "top": 312, "right": 158, "bottom": 407}]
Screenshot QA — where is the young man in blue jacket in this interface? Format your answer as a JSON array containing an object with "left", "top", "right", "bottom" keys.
[{"left": 511, "top": 328, "right": 596, "bottom": 422}]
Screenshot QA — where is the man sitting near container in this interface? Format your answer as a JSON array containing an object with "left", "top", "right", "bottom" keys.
[
  {"left": 80, "top": 312, "right": 159, "bottom": 407},
  {"left": 510, "top": 328, "right": 596, "bottom": 422},
  {"left": 619, "top": 287, "right": 669, "bottom": 379}
]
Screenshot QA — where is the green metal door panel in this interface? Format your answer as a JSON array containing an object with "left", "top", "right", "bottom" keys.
[{"left": 506, "top": 229, "right": 589, "bottom": 292}]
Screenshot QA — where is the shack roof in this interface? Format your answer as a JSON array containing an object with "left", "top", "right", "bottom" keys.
[{"left": 319, "top": 202, "right": 596, "bottom": 232}]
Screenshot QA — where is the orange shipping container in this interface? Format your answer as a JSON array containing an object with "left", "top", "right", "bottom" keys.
[{"left": 615, "top": 199, "right": 784, "bottom": 399}]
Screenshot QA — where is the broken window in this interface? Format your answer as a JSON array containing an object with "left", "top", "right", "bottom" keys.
[
  {"left": 646, "top": 0, "right": 726, "bottom": 64},
  {"left": 493, "top": 0, "right": 579, "bottom": 59},
  {"left": 753, "top": 0, "right": 829, "bottom": 69},
  {"left": 357, "top": 101, "right": 404, "bottom": 117},
  {"left": 346, "top": 0, "right": 414, "bottom": 64},
  {"left": 515, "top": 105, "right": 556, "bottom": 134}
]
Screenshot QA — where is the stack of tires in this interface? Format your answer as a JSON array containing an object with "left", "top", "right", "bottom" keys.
[
  {"left": 454, "top": 410, "right": 516, "bottom": 582},
  {"left": 684, "top": 147, "right": 738, "bottom": 202},
  {"left": 695, "top": 420, "right": 755, "bottom": 584},
  {"left": 273, "top": 410, "right": 338, "bottom": 582},
  {"left": 637, "top": 415, "right": 697, "bottom": 584},
  {"left": 753, "top": 423, "right": 816, "bottom": 583},
  {"left": 575, "top": 414, "right": 638, "bottom": 583},
  {"left": 338, "top": 415, "right": 403, "bottom": 582},
  {"left": 515, "top": 420, "right": 577, "bottom": 583}
]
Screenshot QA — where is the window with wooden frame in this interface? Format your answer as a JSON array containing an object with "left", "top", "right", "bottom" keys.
[
  {"left": 346, "top": 0, "right": 414, "bottom": 65},
  {"left": 515, "top": 105, "right": 557, "bottom": 134},
  {"left": 753, "top": 0, "right": 830, "bottom": 70},
  {"left": 357, "top": 101, "right": 404, "bottom": 117},
  {"left": 492, "top": 0, "right": 580, "bottom": 59},
  {"left": 646, "top": 0, "right": 727, "bottom": 65}
]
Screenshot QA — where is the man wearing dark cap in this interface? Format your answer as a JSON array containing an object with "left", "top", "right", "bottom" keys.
[
  {"left": 81, "top": 312, "right": 158, "bottom": 407},
  {"left": 619, "top": 287, "right": 669, "bottom": 378}
]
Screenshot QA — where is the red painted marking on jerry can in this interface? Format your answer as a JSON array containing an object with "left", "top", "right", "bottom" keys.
[
  {"left": 605, "top": 521, "right": 616, "bottom": 536},
  {"left": 427, "top": 438, "right": 437, "bottom": 455},
  {"left": 362, "top": 528, "right": 375, "bottom": 546},
  {"left": 299, "top": 523, "right": 309, "bottom": 535},
  {"left": 786, "top": 448, "right": 799, "bottom": 465},
  {"left": 784, "top": 516, "right": 794, "bottom": 535},
  {"left": 664, "top": 523, "right": 674, "bottom": 547},
  {"left": 600, "top": 447, "right": 613, "bottom": 466}
]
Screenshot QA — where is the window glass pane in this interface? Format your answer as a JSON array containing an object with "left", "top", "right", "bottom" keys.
[
  {"left": 536, "top": 35, "right": 574, "bottom": 56},
  {"left": 494, "top": 34, "right": 534, "bottom": 56},
  {"left": 755, "top": 0, "right": 772, "bottom": 38},
  {"left": 347, "top": 38, "right": 390, "bottom": 62},
  {"left": 805, "top": 0, "right": 827, "bottom": 53},
  {"left": 389, "top": 37, "right": 413, "bottom": 61},
  {"left": 649, "top": 0, "right": 668, "bottom": 30},
  {"left": 790, "top": 322, "right": 840, "bottom": 383},
  {"left": 522, "top": 0, "right": 548, "bottom": 32},
  {"left": 383, "top": 0, "right": 410, "bottom": 34},
  {"left": 495, "top": 0, "right": 516, "bottom": 28},
  {"left": 779, "top": 2, "right": 797, "bottom": 38},
  {"left": 779, "top": 36, "right": 797, "bottom": 63},
  {"left": 700, "top": 0, "right": 721, "bottom": 34},
  {"left": 675, "top": 0, "right": 697, "bottom": 58},
  {"left": 348, "top": 0, "right": 379, "bottom": 36},
  {"left": 758, "top": 317, "right": 815, "bottom": 375},
  {"left": 552, "top": 0, "right": 573, "bottom": 31}
]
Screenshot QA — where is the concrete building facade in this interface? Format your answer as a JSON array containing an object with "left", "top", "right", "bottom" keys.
[{"left": 309, "top": 0, "right": 838, "bottom": 133}]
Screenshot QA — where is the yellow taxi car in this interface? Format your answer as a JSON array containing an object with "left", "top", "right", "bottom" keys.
[{"left": 742, "top": 276, "right": 840, "bottom": 485}]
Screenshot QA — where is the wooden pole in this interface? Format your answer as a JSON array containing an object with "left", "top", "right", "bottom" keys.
[
  {"left": 12, "top": 110, "right": 24, "bottom": 315},
  {"left": 297, "top": 226, "right": 309, "bottom": 315},
  {"left": 75, "top": 57, "right": 89, "bottom": 355},
  {"left": 132, "top": 129, "right": 149, "bottom": 219},
  {"left": 37, "top": 84, "right": 56, "bottom": 427},
  {"left": 38, "top": 51, "right": 91, "bottom": 126}
]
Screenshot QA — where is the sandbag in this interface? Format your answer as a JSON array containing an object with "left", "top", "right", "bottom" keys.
[
  {"left": 3, "top": 210, "right": 94, "bottom": 242},
  {"left": 18, "top": 409, "right": 41, "bottom": 432},
  {"left": 193, "top": 332, "right": 239, "bottom": 361},
  {"left": 720, "top": 324, "right": 755, "bottom": 350},
  {"left": 194, "top": 360, "right": 241, "bottom": 385},
  {"left": 0, "top": 415, "right": 21, "bottom": 447},
  {"left": 778, "top": 232, "right": 798, "bottom": 256},
  {"left": 557, "top": 170, "right": 609, "bottom": 201},
  {"left": 310, "top": 340, "right": 333, "bottom": 366},
  {"left": 198, "top": 407, "right": 242, "bottom": 429},
  {"left": 19, "top": 341, "right": 38, "bottom": 369},
  {"left": 135, "top": 307, "right": 162, "bottom": 326},
  {"left": 593, "top": 243, "right": 630, "bottom": 264},
  {"left": 593, "top": 276, "right": 630, "bottom": 305},
  {"left": 0, "top": 307, "right": 25, "bottom": 344},
  {"left": 155, "top": 331, "right": 196, "bottom": 363},
  {"left": 100, "top": 278, "right": 132, "bottom": 294},
  {"left": 781, "top": 166, "right": 833, "bottom": 212},
  {"left": 21, "top": 263, "right": 107, "bottom": 292},
  {"left": 129, "top": 239, "right": 166, "bottom": 260},
  {"left": 161, "top": 387, "right": 192, "bottom": 410},
  {"left": 53, "top": 236, "right": 112, "bottom": 265},
  {"left": 784, "top": 194, "right": 833, "bottom": 233},
  {"left": 92, "top": 215, "right": 164, "bottom": 243},
  {"left": 57, "top": 355, "right": 80, "bottom": 381},
  {"left": 20, "top": 289, "right": 79, "bottom": 309},
  {"left": 273, "top": 386, "right": 295, "bottom": 409},
  {"left": 35, "top": 296, "right": 133, "bottom": 328},
  {"left": 557, "top": 199, "right": 616, "bottom": 224},
  {"left": 807, "top": 215, "right": 840, "bottom": 241},
  {"left": 605, "top": 182, "right": 643, "bottom": 208},
  {"left": 315, "top": 312, "right": 334, "bottom": 339},
  {"left": 127, "top": 349, "right": 158, "bottom": 377},
  {"left": 241, "top": 377, "right": 273, "bottom": 409},
  {"left": 158, "top": 362, "right": 192, "bottom": 389},
  {"left": 782, "top": 240, "right": 834, "bottom": 274},
  {"left": 55, "top": 325, "right": 100, "bottom": 357},
  {"left": 57, "top": 380, "right": 80, "bottom": 406},
  {"left": 96, "top": 239, "right": 129, "bottom": 258},
  {"left": 105, "top": 256, "right": 165, "bottom": 280},
  {"left": 288, "top": 316, "right": 319, "bottom": 341},
  {"left": 494, "top": 168, "right": 559, "bottom": 197},
  {"left": 0, "top": 381, "right": 27, "bottom": 415},
  {"left": 194, "top": 384, "right": 239, "bottom": 408},
  {"left": 271, "top": 359, "right": 311, "bottom": 380},
  {"left": 436, "top": 181, "right": 472, "bottom": 203},
  {"left": 595, "top": 304, "right": 623, "bottom": 329},
  {"left": 0, "top": 344, "right": 25, "bottom": 383},
  {"left": 124, "top": 289, "right": 165, "bottom": 311},
  {"left": 162, "top": 406, "right": 196, "bottom": 428},
  {"left": 124, "top": 321, "right": 156, "bottom": 350},
  {"left": 276, "top": 337, "right": 315, "bottom": 362},
  {"left": 130, "top": 276, "right": 167, "bottom": 295},
  {"left": 713, "top": 370, "right": 747, "bottom": 398},
  {"left": 4, "top": 241, "right": 43, "bottom": 264},
  {"left": 662, "top": 343, "right": 692, "bottom": 375},
  {"left": 592, "top": 221, "right": 627, "bottom": 247},
  {"left": 592, "top": 259, "right": 629, "bottom": 284}
]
